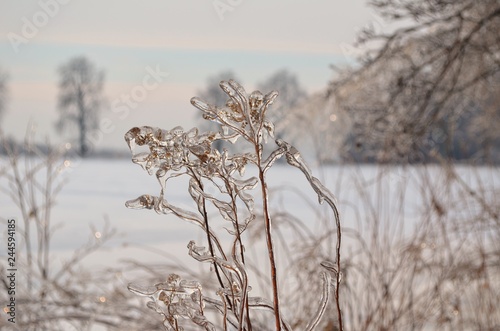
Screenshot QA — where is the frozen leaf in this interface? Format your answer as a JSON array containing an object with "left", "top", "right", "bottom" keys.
[
  {"left": 305, "top": 272, "right": 332, "bottom": 331},
  {"left": 127, "top": 283, "right": 158, "bottom": 296},
  {"left": 124, "top": 127, "right": 140, "bottom": 150},
  {"left": 229, "top": 80, "right": 248, "bottom": 103},
  {"left": 187, "top": 241, "right": 207, "bottom": 256},
  {"left": 218, "top": 281, "right": 246, "bottom": 297},
  {"left": 226, "top": 132, "right": 239, "bottom": 144},
  {"left": 320, "top": 261, "right": 338, "bottom": 274},
  {"left": 219, "top": 80, "right": 237, "bottom": 99},
  {"left": 125, "top": 126, "right": 154, "bottom": 150},
  {"left": 249, "top": 90, "right": 263, "bottom": 110},
  {"left": 321, "top": 261, "right": 342, "bottom": 284},
  {"left": 125, "top": 194, "right": 156, "bottom": 210},
  {"left": 171, "top": 126, "right": 184, "bottom": 136},
  {"left": 146, "top": 300, "right": 159, "bottom": 311},
  {"left": 166, "top": 273, "right": 181, "bottom": 287},
  {"left": 188, "top": 142, "right": 210, "bottom": 158},
  {"left": 230, "top": 176, "right": 258, "bottom": 192},
  {"left": 263, "top": 90, "right": 278, "bottom": 108},
  {"left": 190, "top": 97, "right": 213, "bottom": 113},
  {"left": 131, "top": 152, "right": 150, "bottom": 169},
  {"left": 276, "top": 139, "right": 339, "bottom": 207},
  {"left": 188, "top": 178, "right": 205, "bottom": 215},
  {"left": 129, "top": 274, "right": 214, "bottom": 331},
  {"left": 188, "top": 179, "right": 237, "bottom": 222},
  {"left": 157, "top": 200, "right": 204, "bottom": 225},
  {"left": 237, "top": 190, "right": 255, "bottom": 213},
  {"left": 191, "top": 314, "right": 216, "bottom": 331},
  {"left": 263, "top": 120, "right": 275, "bottom": 138},
  {"left": 247, "top": 296, "right": 271, "bottom": 308},
  {"left": 179, "top": 279, "right": 202, "bottom": 292}
]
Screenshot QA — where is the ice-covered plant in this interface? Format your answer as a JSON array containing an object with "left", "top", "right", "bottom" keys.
[{"left": 125, "top": 80, "right": 343, "bottom": 330}]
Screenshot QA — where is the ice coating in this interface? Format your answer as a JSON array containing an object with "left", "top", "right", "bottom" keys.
[
  {"left": 128, "top": 274, "right": 215, "bottom": 331},
  {"left": 191, "top": 80, "right": 278, "bottom": 144},
  {"left": 124, "top": 80, "right": 343, "bottom": 331}
]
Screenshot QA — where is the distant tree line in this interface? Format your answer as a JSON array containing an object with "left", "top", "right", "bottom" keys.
[
  {"left": 329, "top": 0, "right": 500, "bottom": 164},
  {"left": 2, "top": 0, "right": 499, "bottom": 167},
  {"left": 0, "top": 57, "right": 106, "bottom": 158}
]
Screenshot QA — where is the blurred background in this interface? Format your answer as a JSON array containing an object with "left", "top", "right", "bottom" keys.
[
  {"left": 0, "top": 0, "right": 372, "bottom": 155},
  {"left": 1, "top": 1, "right": 499, "bottom": 330}
]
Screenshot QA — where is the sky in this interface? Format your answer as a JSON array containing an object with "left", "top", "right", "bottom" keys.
[{"left": 0, "top": 0, "right": 377, "bottom": 151}]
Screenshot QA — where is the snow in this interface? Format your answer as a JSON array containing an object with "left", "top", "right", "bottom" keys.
[
  {"left": 2, "top": 159, "right": 497, "bottom": 271},
  {"left": 2, "top": 159, "right": 498, "bottom": 262},
  {"left": 1, "top": 157, "right": 498, "bottom": 331}
]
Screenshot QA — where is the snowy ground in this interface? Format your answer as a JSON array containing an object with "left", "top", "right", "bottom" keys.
[
  {"left": 1, "top": 158, "right": 498, "bottom": 330},
  {"left": 1, "top": 159, "right": 497, "bottom": 270}
]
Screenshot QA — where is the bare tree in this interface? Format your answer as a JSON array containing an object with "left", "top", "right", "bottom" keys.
[
  {"left": 257, "top": 69, "right": 307, "bottom": 139},
  {"left": 288, "top": 92, "right": 352, "bottom": 164},
  {"left": 0, "top": 67, "right": 8, "bottom": 124},
  {"left": 329, "top": 0, "right": 500, "bottom": 163},
  {"left": 56, "top": 56, "right": 105, "bottom": 157}
]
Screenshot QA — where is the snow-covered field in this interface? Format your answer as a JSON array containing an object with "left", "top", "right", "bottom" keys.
[
  {"left": 2, "top": 158, "right": 498, "bottom": 270},
  {"left": 1, "top": 157, "right": 498, "bottom": 330}
]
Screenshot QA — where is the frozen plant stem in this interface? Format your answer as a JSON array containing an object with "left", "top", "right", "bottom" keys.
[
  {"left": 223, "top": 174, "right": 252, "bottom": 330},
  {"left": 191, "top": 171, "right": 227, "bottom": 295},
  {"left": 256, "top": 145, "right": 282, "bottom": 331},
  {"left": 278, "top": 139, "right": 343, "bottom": 330},
  {"left": 125, "top": 80, "right": 343, "bottom": 331}
]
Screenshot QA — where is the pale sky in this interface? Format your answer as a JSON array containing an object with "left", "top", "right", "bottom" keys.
[{"left": 0, "top": 0, "right": 376, "bottom": 151}]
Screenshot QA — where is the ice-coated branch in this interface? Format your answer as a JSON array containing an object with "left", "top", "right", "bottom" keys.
[
  {"left": 276, "top": 139, "right": 344, "bottom": 330},
  {"left": 305, "top": 272, "right": 331, "bottom": 331},
  {"left": 125, "top": 79, "right": 342, "bottom": 331},
  {"left": 128, "top": 274, "right": 216, "bottom": 331}
]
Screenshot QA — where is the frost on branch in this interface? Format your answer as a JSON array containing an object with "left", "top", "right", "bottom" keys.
[{"left": 125, "top": 79, "right": 343, "bottom": 330}]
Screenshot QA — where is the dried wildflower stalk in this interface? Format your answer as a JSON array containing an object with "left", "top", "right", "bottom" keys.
[{"left": 125, "top": 80, "right": 343, "bottom": 330}]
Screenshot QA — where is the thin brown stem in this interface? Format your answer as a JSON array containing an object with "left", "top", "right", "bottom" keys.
[
  {"left": 190, "top": 170, "right": 228, "bottom": 301},
  {"left": 256, "top": 144, "right": 281, "bottom": 331}
]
